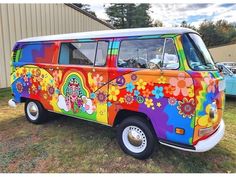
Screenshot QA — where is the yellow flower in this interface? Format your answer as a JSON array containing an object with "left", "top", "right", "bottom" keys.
[
  {"left": 144, "top": 98, "right": 153, "bottom": 108},
  {"left": 136, "top": 79, "right": 147, "bottom": 90},
  {"left": 108, "top": 86, "right": 120, "bottom": 101},
  {"left": 158, "top": 76, "right": 167, "bottom": 84},
  {"left": 202, "top": 72, "right": 209, "bottom": 78},
  {"left": 119, "top": 97, "right": 124, "bottom": 103},
  {"left": 41, "top": 81, "right": 47, "bottom": 91},
  {"left": 188, "top": 85, "right": 194, "bottom": 98},
  {"left": 156, "top": 102, "right": 162, "bottom": 107},
  {"left": 197, "top": 104, "right": 218, "bottom": 127}
]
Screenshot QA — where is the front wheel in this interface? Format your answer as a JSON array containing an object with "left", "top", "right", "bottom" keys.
[
  {"left": 117, "top": 116, "right": 155, "bottom": 159},
  {"left": 24, "top": 100, "right": 47, "bottom": 124}
]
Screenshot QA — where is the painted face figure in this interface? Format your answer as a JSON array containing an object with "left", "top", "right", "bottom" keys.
[{"left": 66, "top": 77, "right": 82, "bottom": 113}]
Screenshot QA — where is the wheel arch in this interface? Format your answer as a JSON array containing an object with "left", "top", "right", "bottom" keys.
[
  {"left": 113, "top": 109, "right": 157, "bottom": 138},
  {"left": 21, "top": 97, "right": 46, "bottom": 109}
]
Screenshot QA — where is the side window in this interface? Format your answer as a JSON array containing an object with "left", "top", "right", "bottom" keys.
[
  {"left": 118, "top": 38, "right": 179, "bottom": 70},
  {"left": 118, "top": 38, "right": 165, "bottom": 68},
  {"left": 95, "top": 41, "right": 108, "bottom": 66},
  {"left": 59, "top": 42, "right": 97, "bottom": 65},
  {"left": 19, "top": 43, "right": 55, "bottom": 63},
  {"left": 162, "top": 39, "right": 179, "bottom": 69},
  {"left": 59, "top": 41, "right": 108, "bottom": 66}
]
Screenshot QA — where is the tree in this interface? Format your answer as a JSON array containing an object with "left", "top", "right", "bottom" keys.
[
  {"left": 105, "top": 3, "right": 152, "bottom": 28},
  {"left": 105, "top": 4, "right": 127, "bottom": 28},
  {"left": 153, "top": 19, "right": 163, "bottom": 27},
  {"left": 198, "top": 20, "right": 236, "bottom": 47},
  {"left": 215, "top": 20, "right": 236, "bottom": 43},
  {"left": 180, "top": 20, "right": 196, "bottom": 31},
  {"left": 73, "top": 3, "right": 97, "bottom": 17},
  {"left": 135, "top": 4, "right": 153, "bottom": 27}
]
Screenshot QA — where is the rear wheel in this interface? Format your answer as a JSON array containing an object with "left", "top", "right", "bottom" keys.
[
  {"left": 24, "top": 100, "right": 47, "bottom": 124},
  {"left": 117, "top": 116, "right": 155, "bottom": 159}
]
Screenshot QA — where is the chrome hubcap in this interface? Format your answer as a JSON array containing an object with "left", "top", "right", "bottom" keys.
[
  {"left": 27, "top": 102, "right": 39, "bottom": 120},
  {"left": 128, "top": 130, "right": 143, "bottom": 147},
  {"left": 122, "top": 125, "right": 147, "bottom": 153},
  {"left": 29, "top": 105, "right": 38, "bottom": 116}
]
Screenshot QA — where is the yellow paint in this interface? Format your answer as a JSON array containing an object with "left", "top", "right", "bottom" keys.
[
  {"left": 50, "top": 95, "right": 62, "bottom": 112},
  {"left": 108, "top": 86, "right": 120, "bottom": 101},
  {"left": 96, "top": 103, "right": 108, "bottom": 124},
  {"left": 197, "top": 104, "right": 218, "bottom": 127}
]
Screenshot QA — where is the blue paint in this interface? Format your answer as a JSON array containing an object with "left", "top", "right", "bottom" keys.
[{"left": 165, "top": 103, "right": 194, "bottom": 145}]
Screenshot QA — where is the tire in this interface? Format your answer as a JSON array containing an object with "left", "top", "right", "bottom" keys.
[
  {"left": 24, "top": 100, "right": 47, "bottom": 124},
  {"left": 117, "top": 116, "right": 155, "bottom": 159}
]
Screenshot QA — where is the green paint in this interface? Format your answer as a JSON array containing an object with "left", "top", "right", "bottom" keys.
[
  {"left": 61, "top": 109, "right": 97, "bottom": 121},
  {"left": 177, "top": 49, "right": 186, "bottom": 71},
  {"left": 188, "top": 137, "right": 193, "bottom": 144},
  {"left": 108, "top": 49, "right": 118, "bottom": 55},
  {"left": 211, "top": 71, "right": 221, "bottom": 78},
  {"left": 161, "top": 34, "right": 177, "bottom": 38},
  {"left": 15, "top": 50, "right": 22, "bottom": 62},
  {"left": 190, "top": 116, "right": 195, "bottom": 128}
]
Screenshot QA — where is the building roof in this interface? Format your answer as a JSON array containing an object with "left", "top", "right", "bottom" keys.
[
  {"left": 65, "top": 4, "right": 115, "bottom": 30},
  {"left": 18, "top": 27, "right": 198, "bottom": 43}
]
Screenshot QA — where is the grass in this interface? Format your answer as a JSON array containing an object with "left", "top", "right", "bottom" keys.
[{"left": 0, "top": 88, "right": 236, "bottom": 173}]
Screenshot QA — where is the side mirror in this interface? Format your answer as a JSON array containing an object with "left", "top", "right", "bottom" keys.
[{"left": 216, "top": 65, "right": 223, "bottom": 73}]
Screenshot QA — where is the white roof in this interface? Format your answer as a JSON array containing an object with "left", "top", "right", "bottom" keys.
[{"left": 18, "top": 27, "right": 197, "bottom": 43}]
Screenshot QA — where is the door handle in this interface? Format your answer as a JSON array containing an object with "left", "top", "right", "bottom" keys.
[
  {"left": 110, "top": 82, "right": 118, "bottom": 86},
  {"left": 98, "top": 82, "right": 106, "bottom": 86}
]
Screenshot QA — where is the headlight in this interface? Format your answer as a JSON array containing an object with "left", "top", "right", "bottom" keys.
[{"left": 209, "top": 101, "right": 217, "bottom": 120}]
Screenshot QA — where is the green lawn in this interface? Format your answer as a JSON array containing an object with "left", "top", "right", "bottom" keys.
[{"left": 0, "top": 88, "right": 235, "bottom": 173}]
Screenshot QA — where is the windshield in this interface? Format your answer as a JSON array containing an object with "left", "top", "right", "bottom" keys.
[{"left": 182, "top": 33, "right": 217, "bottom": 70}]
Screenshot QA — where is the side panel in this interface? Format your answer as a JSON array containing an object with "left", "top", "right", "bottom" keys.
[
  {"left": 175, "top": 34, "right": 225, "bottom": 144},
  {"left": 189, "top": 71, "right": 225, "bottom": 144},
  {"left": 11, "top": 41, "right": 59, "bottom": 103},
  {"left": 11, "top": 39, "right": 113, "bottom": 125},
  {"left": 107, "top": 35, "right": 196, "bottom": 145}
]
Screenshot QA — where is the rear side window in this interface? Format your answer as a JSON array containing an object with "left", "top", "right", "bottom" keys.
[
  {"left": 59, "top": 41, "right": 108, "bottom": 66},
  {"left": 118, "top": 38, "right": 179, "bottom": 69},
  {"left": 95, "top": 41, "right": 108, "bottom": 66},
  {"left": 18, "top": 43, "right": 55, "bottom": 63}
]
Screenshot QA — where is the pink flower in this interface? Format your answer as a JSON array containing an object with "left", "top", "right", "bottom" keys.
[
  {"left": 124, "top": 94, "right": 134, "bottom": 104},
  {"left": 170, "top": 73, "right": 193, "bottom": 96},
  {"left": 168, "top": 97, "right": 177, "bottom": 106},
  {"left": 16, "top": 82, "right": 23, "bottom": 93},
  {"left": 204, "top": 76, "right": 215, "bottom": 93},
  {"left": 52, "top": 70, "right": 62, "bottom": 83},
  {"left": 93, "top": 74, "right": 103, "bottom": 86}
]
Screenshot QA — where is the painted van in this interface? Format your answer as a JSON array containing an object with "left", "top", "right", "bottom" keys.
[{"left": 9, "top": 27, "right": 225, "bottom": 159}]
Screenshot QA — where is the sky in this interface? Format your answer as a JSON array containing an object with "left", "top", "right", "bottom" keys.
[{"left": 89, "top": 3, "right": 236, "bottom": 28}]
